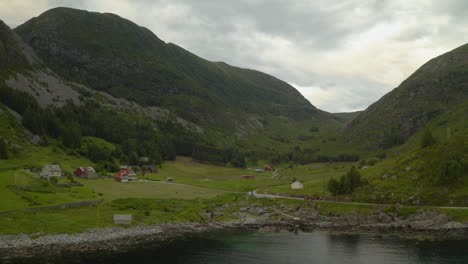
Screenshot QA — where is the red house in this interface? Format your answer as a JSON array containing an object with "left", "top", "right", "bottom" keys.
[
  {"left": 242, "top": 175, "right": 254, "bottom": 179},
  {"left": 73, "top": 167, "right": 97, "bottom": 179},
  {"left": 114, "top": 169, "right": 137, "bottom": 182},
  {"left": 264, "top": 165, "right": 275, "bottom": 171}
]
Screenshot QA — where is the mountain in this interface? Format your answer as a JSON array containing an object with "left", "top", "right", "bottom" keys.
[
  {"left": 343, "top": 43, "right": 468, "bottom": 149},
  {"left": 15, "top": 7, "right": 331, "bottom": 134},
  {"left": 1, "top": 8, "right": 353, "bottom": 169},
  {"left": 331, "top": 111, "right": 362, "bottom": 123}
]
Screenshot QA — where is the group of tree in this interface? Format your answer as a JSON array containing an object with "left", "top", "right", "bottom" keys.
[
  {"left": 327, "top": 166, "right": 363, "bottom": 195},
  {"left": 0, "top": 83, "right": 200, "bottom": 168},
  {"left": 423, "top": 132, "right": 466, "bottom": 186},
  {"left": 192, "top": 145, "right": 246, "bottom": 168}
]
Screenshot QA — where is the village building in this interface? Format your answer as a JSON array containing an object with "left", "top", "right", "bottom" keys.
[
  {"left": 114, "top": 169, "right": 137, "bottom": 182},
  {"left": 114, "top": 214, "right": 132, "bottom": 225},
  {"left": 40, "top": 164, "right": 62, "bottom": 180},
  {"left": 264, "top": 165, "right": 275, "bottom": 171},
  {"left": 242, "top": 174, "right": 254, "bottom": 179},
  {"left": 165, "top": 177, "right": 173, "bottom": 182},
  {"left": 291, "top": 181, "right": 304, "bottom": 190},
  {"left": 73, "top": 167, "right": 97, "bottom": 179},
  {"left": 141, "top": 165, "right": 158, "bottom": 174},
  {"left": 254, "top": 168, "right": 264, "bottom": 173}
]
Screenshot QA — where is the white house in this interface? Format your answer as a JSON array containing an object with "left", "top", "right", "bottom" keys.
[
  {"left": 114, "top": 214, "right": 132, "bottom": 225},
  {"left": 40, "top": 164, "right": 62, "bottom": 180},
  {"left": 291, "top": 181, "right": 304, "bottom": 190}
]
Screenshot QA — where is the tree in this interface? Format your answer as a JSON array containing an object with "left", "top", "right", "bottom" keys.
[
  {"left": 327, "top": 178, "right": 339, "bottom": 195},
  {"left": 61, "top": 123, "right": 81, "bottom": 148},
  {"left": 150, "top": 149, "right": 163, "bottom": 165},
  {"left": 347, "top": 166, "right": 362, "bottom": 191},
  {"left": 129, "top": 152, "right": 139, "bottom": 165},
  {"left": 0, "top": 139, "right": 8, "bottom": 159},
  {"left": 327, "top": 166, "right": 363, "bottom": 196},
  {"left": 421, "top": 129, "right": 436, "bottom": 148},
  {"left": 231, "top": 155, "right": 246, "bottom": 168}
]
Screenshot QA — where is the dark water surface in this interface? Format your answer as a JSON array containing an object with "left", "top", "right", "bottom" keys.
[{"left": 8, "top": 231, "right": 468, "bottom": 264}]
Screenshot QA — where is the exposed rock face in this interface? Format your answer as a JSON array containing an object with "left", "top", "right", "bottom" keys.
[
  {"left": 6, "top": 71, "right": 81, "bottom": 107},
  {"left": 0, "top": 18, "right": 202, "bottom": 134}
]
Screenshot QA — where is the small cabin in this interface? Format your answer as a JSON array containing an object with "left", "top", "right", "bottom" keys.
[
  {"left": 165, "top": 177, "right": 173, "bottom": 182},
  {"left": 114, "top": 214, "right": 132, "bottom": 225},
  {"left": 291, "top": 181, "right": 304, "bottom": 190},
  {"left": 242, "top": 175, "right": 254, "bottom": 179},
  {"left": 40, "top": 164, "right": 62, "bottom": 181}
]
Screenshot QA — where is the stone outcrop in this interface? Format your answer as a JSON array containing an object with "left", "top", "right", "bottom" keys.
[{"left": 1, "top": 203, "right": 467, "bottom": 260}]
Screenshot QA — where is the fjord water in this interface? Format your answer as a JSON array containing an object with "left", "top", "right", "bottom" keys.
[{"left": 14, "top": 231, "right": 468, "bottom": 264}]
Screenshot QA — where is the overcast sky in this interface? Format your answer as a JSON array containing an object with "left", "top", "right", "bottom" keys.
[{"left": 1, "top": 0, "right": 467, "bottom": 112}]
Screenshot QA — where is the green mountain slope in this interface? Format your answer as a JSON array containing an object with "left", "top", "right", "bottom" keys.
[
  {"left": 343, "top": 43, "right": 468, "bottom": 149},
  {"left": 15, "top": 7, "right": 331, "bottom": 132}
]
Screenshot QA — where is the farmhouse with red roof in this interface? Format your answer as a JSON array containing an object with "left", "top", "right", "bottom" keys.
[{"left": 114, "top": 169, "right": 137, "bottom": 182}]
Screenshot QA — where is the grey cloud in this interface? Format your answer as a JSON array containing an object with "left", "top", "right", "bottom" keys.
[{"left": 1, "top": 0, "right": 467, "bottom": 112}]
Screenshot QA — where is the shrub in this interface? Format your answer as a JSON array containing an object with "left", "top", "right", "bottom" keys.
[
  {"left": 420, "top": 129, "right": 436, "bottom": 148},
  {"left": 327, "top": 166, "right": 363, "bottom": 195}
]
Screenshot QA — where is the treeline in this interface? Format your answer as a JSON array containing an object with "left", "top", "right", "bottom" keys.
[
  {"left": 0, "top": 83, "right": 253, "bottom": 169},
  {"left": 0, "top": 83, "right": 362, "bottom": 170},
  {"left": 327, "top": 166, "right": 364, "bottom": 195},
  {"left": 262, "top": 147, "right": 359, "bottom": 166},
  {"left": 192, "top": 146, "right": 246, "bottom": 168}
]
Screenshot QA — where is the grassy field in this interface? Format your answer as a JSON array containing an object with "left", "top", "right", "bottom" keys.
[
  {"left": 0, "top": 194, "right": 302, "bottom": 235},
  {"left": 0, "top": 143, "right": 95, "bottom": 172},
  {"left": 0, "top": 171, "right": 31, "bottom": 211},
  {"left": 79, "top": 178, "right": 226, "bottom": 201},
  {"left": 0, "top": 170, "right": 98, "bottom": 211},
  {"left": 258, "top": 162, "right": 354, "bottom": 196},
  {"left": 143, "top": 157, "right": 289, "bottom": 192}
]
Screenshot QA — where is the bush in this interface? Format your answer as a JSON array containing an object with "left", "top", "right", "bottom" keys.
[
  {"left": 327, "top": 166, "right": 362, "bottom": 195},
  {"left": 420, "top": 129, "right": 436, "bottom": 148},
  {"left": 366, "top": 158, "right": 379, "bottom": 166},
  {"left": 309, "top": 127, "right": 319, "bottom": 132}
]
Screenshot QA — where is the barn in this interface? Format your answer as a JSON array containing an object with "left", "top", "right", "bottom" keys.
[
  {"left": 73, "top": 167, "right": 97, "bottom": 179},
  {"left": 114, "top": 169, "right": 137, "bottom": 182}
]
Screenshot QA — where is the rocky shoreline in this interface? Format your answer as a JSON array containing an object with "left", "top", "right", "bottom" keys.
[{"left": 1, "top": 204, "right": 467, "bottom": 260}]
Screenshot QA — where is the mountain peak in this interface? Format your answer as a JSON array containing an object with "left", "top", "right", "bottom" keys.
[{"left": 15, "top": 7, "right": 331, "bottom": 133}]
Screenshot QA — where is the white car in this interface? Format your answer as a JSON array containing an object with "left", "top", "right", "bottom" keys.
[{"left": 246, "top": 192, "right": 254, "bottom": 196}]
